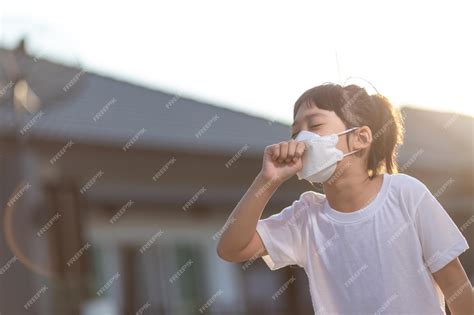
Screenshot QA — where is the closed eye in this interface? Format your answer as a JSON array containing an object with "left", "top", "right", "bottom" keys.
[
  {"left": 291, "top": 124, "right": 323, "bottom": 139},
  {"left": 310, "top": 124, "right": 323, "bottom": 129},
  {"left": 291, "top": 124, "right": 322, "bottom": 139}
]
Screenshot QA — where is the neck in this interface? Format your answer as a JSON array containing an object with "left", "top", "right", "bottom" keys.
[{"left": 323, "top": 169, "right": 381, "bottom": 213}]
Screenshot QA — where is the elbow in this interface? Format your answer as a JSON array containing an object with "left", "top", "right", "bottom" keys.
[
  {"left": 216, "top": 243, "right": 238, "bottom": 262},
  {"left": 216, "top": 247, "right": 230, "bottom": 262}
]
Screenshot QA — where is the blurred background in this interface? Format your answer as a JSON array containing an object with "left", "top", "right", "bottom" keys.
[{"left": 0, "top": 1, "right": 472, "bottom": 315}]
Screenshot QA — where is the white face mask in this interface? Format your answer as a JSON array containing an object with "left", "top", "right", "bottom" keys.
[{"left": 294, "top": 127, "right": 361, "bottom": 183}]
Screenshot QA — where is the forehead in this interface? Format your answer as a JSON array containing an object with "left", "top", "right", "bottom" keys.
[{"left": 292, "top": 105, "right": 330, "bottom": 127}]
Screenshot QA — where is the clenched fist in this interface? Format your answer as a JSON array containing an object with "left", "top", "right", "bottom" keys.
[{"left": 260, "top": 139, "right": 307, "bottom": 184}]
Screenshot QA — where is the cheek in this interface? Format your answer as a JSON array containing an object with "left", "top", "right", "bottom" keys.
[{"left": 335, "top": 137, "right": 348, "bottom": 152}]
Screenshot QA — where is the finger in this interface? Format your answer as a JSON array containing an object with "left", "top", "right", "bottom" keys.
[
  {"left": 295, "top": 141, "right": 306, "bottom": 160},
  {"left": 268, "top": 144, "right": 280, "bottom": 161},
  {"left": 278, "top": 142, "right": 288, "bottom": 162},
  {"left": 286, "top": 140, "right": 298, "bottom": 162}
]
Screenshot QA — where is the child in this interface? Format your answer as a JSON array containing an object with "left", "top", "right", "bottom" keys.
[{"left": 216, "top": 83, "right": 473, "bottom": 314}]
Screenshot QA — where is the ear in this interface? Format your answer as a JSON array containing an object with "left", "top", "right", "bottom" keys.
[{"left": 352, "top": 126, "right": 372, "bottom": 150}]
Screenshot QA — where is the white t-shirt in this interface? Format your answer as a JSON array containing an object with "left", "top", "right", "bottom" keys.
[{"left": 256, "top": 173, "right": 469, "bottom": 314}]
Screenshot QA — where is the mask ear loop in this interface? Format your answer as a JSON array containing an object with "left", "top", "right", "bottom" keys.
[
  {"left": 343, "top": 148, "right": 362, "bottom": 157},
  {"left": 338, "top": 126, "right": 362, "bottom": 157},
  {"left": 337, "top": 126, "right": 360, "bottom": 136}
]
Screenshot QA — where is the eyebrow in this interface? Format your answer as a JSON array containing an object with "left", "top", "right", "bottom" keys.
[{"left": 291, "top": 112, "right": 326, "bottom": 127}]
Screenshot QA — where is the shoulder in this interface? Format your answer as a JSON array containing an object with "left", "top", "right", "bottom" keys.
[
  {"left": 387, "top": 173, "right": 430, "bottom": 208},
  {"left": 298, "top": 190, "right": 326, "bottom": 211},
  {"left": 274, "top": 191, "right": 325, "bottom": 229},
  {"left": 276, "top": 190, "right": 325, "bottom": 218},
  {"left": 389, "top": 173, "right": 427, "bottom": 191}
]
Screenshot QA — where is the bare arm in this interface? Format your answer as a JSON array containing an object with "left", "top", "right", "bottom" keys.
[
  {"left": 216, "top": 172, "right": 279, "bottom": 262},
  {"left": 432, "top": 257, "right": 473, "bottom": 315},
  {"left": 216, "top": 140, "right": 306, "bottom": 262}
]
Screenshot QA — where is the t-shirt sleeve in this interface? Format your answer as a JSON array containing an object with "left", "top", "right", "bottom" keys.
[
  {"left": 256, "top": 192, "right": 309, "bottom": 271},
  {"left": 414, "top": 186, "right": 469, "bottom": 273}
]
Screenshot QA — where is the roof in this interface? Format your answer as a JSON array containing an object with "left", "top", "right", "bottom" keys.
[
  {"left": 0, "top": 48, "right": 291, "bottom": 157},
  {"left": 399, "top": 107, "right": 472, "bottom": 171}
]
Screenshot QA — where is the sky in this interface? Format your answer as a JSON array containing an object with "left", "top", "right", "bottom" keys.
[{"left": 1, "top": 0, "right": 473, "bottom": 124}]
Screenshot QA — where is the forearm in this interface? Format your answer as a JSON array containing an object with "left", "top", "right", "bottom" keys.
[
  {"left": 433, "top": 258, "right": 473, "bottom": 315},
  {"left": 217, "top": 172, "right": 281, "bottom": 258},
  {"left": 446, "top": 282, "right": 473, "bottom": 315}
]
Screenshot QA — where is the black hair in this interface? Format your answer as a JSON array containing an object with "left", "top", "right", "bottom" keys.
[{"left": 293, "top": 83, "right": 404, "bottom": 178}]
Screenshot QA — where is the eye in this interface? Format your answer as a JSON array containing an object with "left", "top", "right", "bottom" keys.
[{"left": 291, "top": 125, "right": 322, "bottom": 139}]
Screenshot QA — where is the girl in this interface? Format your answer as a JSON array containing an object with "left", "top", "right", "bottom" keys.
[{"left": 216, "top": 83, "right": 473, "bottom": 314}]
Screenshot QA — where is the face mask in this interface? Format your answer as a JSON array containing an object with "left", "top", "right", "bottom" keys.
[{"left": 294, "top": 127, "right": 361, "bottom": 183}]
